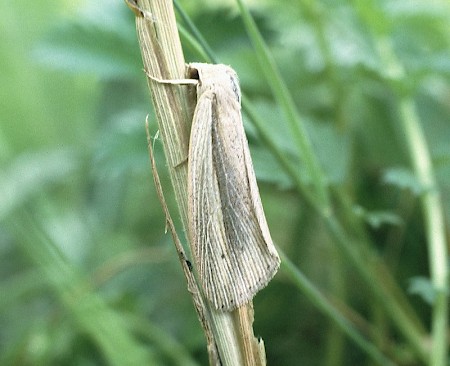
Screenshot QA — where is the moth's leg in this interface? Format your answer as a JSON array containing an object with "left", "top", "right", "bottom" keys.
[
  {"left": 145, "top": 71, "right": 199, "bottom": 86},
  {"left": 144, "top": 70, "right": 198, "bottom": 165},
  {"left": 143, "top": 72, "right": 198, "bottom": 169}
]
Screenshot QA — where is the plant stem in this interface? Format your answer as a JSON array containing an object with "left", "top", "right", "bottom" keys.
[
  {"left": 235, "top": 0, "right": 330, "bottom": 210},
  {"left": 126, "top": 1, "right": 270, "bottom": 364},
  {"left": 399, "top": 98, "right": 448, "bottom": 366},
  {"left": 281, "top": 250, "right": 396, "bottom": 366}
]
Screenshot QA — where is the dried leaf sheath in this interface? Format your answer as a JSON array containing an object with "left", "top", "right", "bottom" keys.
[{"left": 187, "top": 63, "right": 280, "bottom": 311}]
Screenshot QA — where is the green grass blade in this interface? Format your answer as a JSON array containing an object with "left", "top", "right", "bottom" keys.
[
  {"left": 280, "top": 250, "right": 396, "bottom": 366},
  {"left": 235, "top": 0, "right": 330, "bottom": 209}
]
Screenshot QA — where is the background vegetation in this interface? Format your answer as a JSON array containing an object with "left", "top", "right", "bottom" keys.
[{"left": 1, "top": 0, "right": 449, "bottom": 365}]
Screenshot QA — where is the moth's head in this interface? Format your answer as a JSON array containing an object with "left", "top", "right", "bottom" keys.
[{"left": 187, "top": 63, "right": 241, "bottom": 103}]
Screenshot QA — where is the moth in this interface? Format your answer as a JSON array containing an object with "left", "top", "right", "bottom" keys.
[{"left": 185, "top": 63, "right": 280, "bottom": 311}]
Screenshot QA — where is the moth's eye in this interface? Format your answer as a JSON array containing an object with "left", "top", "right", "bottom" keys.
[{"left": 189, "top": 68, "right": 200, "bottom": 80}]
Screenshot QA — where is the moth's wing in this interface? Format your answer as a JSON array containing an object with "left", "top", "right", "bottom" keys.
[
  {"left": 211, "top": 93, "right": 280, "bottom": 310},
  {"left": 188, "top": 93, "right": 236, "bottom": 310},
  {"left": 237, "top": 111, "right": 280, "bottom": 260},
  {"left": 189, "top": 91, "right": 280, "bottom": 311},
  {"left": 189, "top": 93, "right": 280, "bottom": 310}
]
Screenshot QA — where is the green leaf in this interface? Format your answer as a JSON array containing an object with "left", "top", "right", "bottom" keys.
[
  {"left": 251, "top": 146, "right": 293, "bottom": 189},
  {"left": 308, "top": 120, "right": 351, "bottom": 185},
  {"left": 353, "top": 206, "right": 403, "bottom": 229},
  {"left": 0, "top": 149, "right": 78, "bottom": 221},
  {"left": 33, "top": 2, "right": 141, "bottom": 79},
  {"left": 92, "top": 109, "right": 150, "bottom": 180},
  {"left": 408, "top": 277, "right": 437, "bottom": 305},
  {"left": 382, "top": 167, "right": 423, "bottom": 195}
]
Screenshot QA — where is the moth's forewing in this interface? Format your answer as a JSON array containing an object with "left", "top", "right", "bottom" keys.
[{"left": 187, "top": 63, "right": 280, "bottom": 311}]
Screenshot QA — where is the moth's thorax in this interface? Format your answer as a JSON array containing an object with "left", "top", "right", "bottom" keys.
[{"left": 188, "top": 63, "right": 241, "bottom": 103}]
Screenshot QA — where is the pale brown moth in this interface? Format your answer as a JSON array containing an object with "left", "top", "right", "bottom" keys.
[
  {"left": 147, "top": 63, "right": 280, "bottom": 310},
  {"left": 185, "top": 63, "right": 280, "bottom": 311}
]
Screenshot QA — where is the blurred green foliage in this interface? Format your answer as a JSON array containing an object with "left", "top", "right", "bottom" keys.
[{"left": 0, "top": 0, "right": 449, "bottom": 365}]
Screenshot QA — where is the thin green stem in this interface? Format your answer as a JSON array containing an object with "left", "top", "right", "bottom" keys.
[
  {"left": 324, "top": 214, "right": 428, "bottom": 362},
  {"left": 173, "top": 0, "right": 217, "bottom": 63},
  {"left": 242, "top": 97, "right": 318, "bottom": 208},
  {"left": 177, "top": 23, "right": 211, "bottom": 63},
  {"left": 235, "top": 0, "right": 330, "bottom": 210},
  {"left": 281, "top": 249, "right": 395, "bottom": 366},
  {"left": 399, "top": 98, "right": 448, "bottom": 366}
]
